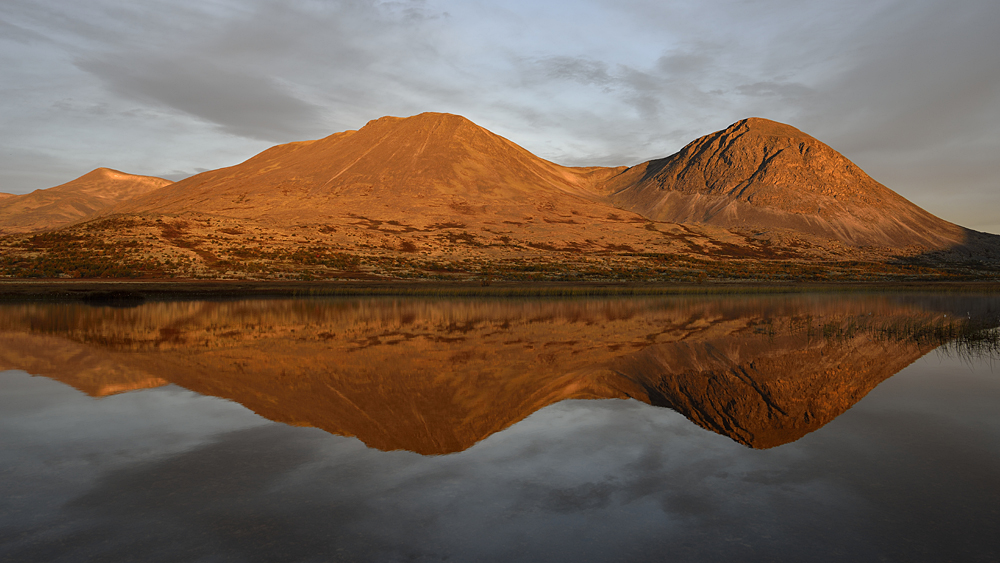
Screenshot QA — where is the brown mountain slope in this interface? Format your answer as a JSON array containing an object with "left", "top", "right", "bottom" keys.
[
  {"left": 115, "top": 112, "right": 625, "bottom": 225},
  {"left": 601, "top": 118, "right": 970, "bottom": 249},
  {"left": 0, "top": 168, "right": 172, "bottom": 234},
  {"left": 88, "top": 112, "right": 782, "bottom": 274},
  {"left": 100, "top": 112, "right": 730, "bottom": 267}
]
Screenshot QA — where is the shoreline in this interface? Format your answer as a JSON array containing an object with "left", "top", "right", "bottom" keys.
[{"left": 0, "top": 279, "right": 998, "bottom": 302}]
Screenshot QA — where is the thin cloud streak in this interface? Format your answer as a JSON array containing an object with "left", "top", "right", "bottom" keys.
[{"left": 76, "top": 56, "right": 326, "bottom": 142}]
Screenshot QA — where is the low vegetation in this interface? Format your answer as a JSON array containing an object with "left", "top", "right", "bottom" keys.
[{"left": 1, "top": 213, "right": 999, "bottom": 284}]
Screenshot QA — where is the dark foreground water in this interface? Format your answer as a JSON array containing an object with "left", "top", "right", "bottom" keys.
[{"left": 1, "top": 293, "right": 999, "bottom": 562}]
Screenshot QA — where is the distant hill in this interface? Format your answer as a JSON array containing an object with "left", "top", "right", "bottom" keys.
[
  {"left": 600, "top": 118, "right": 971, "bottom": 250},
  {"left": 0, "top": 168, "right": 172, "bottom": 233}
]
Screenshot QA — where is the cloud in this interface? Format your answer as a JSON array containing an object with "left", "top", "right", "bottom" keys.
[
  {"left": 783, "top": 0, "right": 1000, "bottom": 231},
  {"left": 76, "top": 56, "right": 325, "bottom": 142},
  {"left": 0, "top": 148, "right": 83, "bottom": 194},
  {"left": 801, "top": 0, "right": 1000, "bottom": 152},
  {"left": 735, "top": 81, "right": 814, "bottom": 101},
  {"left": 0, "top": 16, "right": 49, "bottom": 43},
  {"left": 538, "top": 56, "right": 615, "bottom": 87},
  {"left": 656, "top": 51, "right": 715, "bottom": 76}
]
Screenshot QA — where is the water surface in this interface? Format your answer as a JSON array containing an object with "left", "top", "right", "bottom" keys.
[{"left": 1, "top": 293, "right": 998, "bottom": 562}]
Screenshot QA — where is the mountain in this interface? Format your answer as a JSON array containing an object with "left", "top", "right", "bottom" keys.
[
  {"left": 0, "top": 168, "right": 172, "bottom": 234},
  {"left": 113, "top": 113, "right": 990, "bottom": 254},
  {"left": 115, "top": 112, "right": 625, "bottom": 225},
  {"left": 3, "top": 113, "right": 996, "bottom": 281},
  {"left": 601, "top": 118, "right": 970, "bottom": 249},
  {"left": 88, "top": 112, "right": 770, "bottom": 277}
]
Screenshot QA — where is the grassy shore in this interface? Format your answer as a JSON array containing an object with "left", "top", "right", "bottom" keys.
[{"left": 0, "top": 278, "right": 998, "bottom": 302}]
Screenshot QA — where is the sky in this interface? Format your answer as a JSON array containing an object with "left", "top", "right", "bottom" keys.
[{"left": 1, "top": 0, "right": 997, "bottom": 233}]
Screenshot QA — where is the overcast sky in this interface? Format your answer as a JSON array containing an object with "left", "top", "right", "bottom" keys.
[{"left": 1, "top": 0, "right": 997, "bottom": 233}]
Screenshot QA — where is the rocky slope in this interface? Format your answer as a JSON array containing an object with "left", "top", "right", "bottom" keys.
[
  {"left": 0, "top": 168, "right": 172, "bottom": 234},
  {"left": 601, "top": 118, "right": 973, "bottom": 250}
]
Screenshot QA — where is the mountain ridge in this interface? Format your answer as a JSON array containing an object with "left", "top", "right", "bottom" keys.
[
  {"left": 2, "top": 112, "right": 997, "bottom": 282},
  {"left": 109, "top": 112, "right": 991, "bottom": 253}
]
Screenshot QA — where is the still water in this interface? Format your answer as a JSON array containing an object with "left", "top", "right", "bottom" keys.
[{"left": 1, "top": 293, "right": 998, "bottom": 562}]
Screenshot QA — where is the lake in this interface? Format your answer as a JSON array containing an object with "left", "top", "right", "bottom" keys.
[{"left": 1, "top": 293, "right": 999, "bottom": 562}]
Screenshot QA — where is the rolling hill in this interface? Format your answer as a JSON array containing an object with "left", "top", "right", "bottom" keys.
[{"left": 0, "top": 168, "right": 171, "bottom": 234}]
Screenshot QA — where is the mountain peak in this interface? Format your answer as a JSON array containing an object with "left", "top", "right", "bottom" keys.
[
  {"left": 354, "top": 112, "right": 494, "bottom": 147},
  {"left": 53, "top": 168, "right": 172, "bottom": 195},
  {"left": 115, "top": 112, "right": 623, "bottom": 222},
  {"left": 604, "top": 118, "right": 966, "bottom": 248},
  {"left": 355, "top": 112, "right": 483, "bottom": 137},
  {"left": 0, "top": 168, "right": 171, "bottom": 233},
  {"left": 727, "top": 117, "right": 812, "bottom": 140},
  {"left": 366, "top": 111, "right": 473, "bottom": 126},
  {"left": 77, "top": 167, "right": 142, "bottom": 183}
]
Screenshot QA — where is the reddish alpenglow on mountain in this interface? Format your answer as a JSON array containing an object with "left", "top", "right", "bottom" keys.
[
  {"left": 0, "top": 113, "right": 997, "bottom": 281},
  {"left": 112, "top": 113, "right": 625, "bottom": 224},
  {"left": 602, "top": 118, "right": 967, "bottom": 249}
]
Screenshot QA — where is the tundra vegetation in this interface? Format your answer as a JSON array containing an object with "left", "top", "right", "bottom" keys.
[{"left": 1, "top": 213, "right": 997, "bottom": 283}]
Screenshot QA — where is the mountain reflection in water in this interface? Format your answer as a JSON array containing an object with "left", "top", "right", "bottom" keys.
[{"left": 1, "top": 294, "right": 997, "bottom": 453}]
